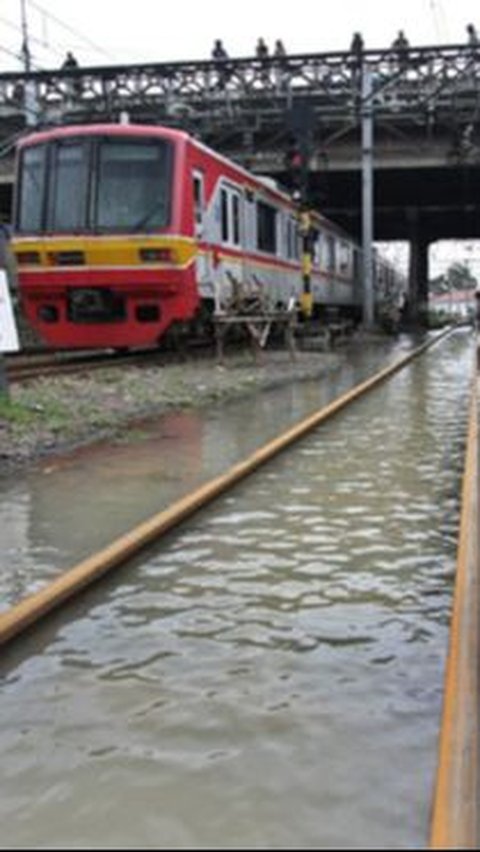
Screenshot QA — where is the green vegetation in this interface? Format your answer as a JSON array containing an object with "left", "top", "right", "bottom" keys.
[
  {"left": 0, "top": 397, "right": 34, "bottom": 425},
  {"left": 423, "top": 309, "right": 452, "bottom": 329},
  {"left": 429, "top": 262, "right": 477, "bottom": 295},
  {"left": 0, "top": 395, "right": 70, "bottom": 430}
]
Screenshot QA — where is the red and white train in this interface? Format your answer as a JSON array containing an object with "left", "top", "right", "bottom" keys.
[{"left": 11, "top": 122, "right": 405, "bottom": 349}]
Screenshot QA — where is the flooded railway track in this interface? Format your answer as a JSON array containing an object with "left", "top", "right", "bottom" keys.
[
  {"left": 0, "top": 326, "right": 476, "bottom": 848},
  {"left": 5, "top": 348, "right": 168, "bottom": 382},
  {"left": 6, "top": 338, "right": 219, "bottom": 382},
  {"left": 0, "top": 329, "right": 452, "bottom": 645}
]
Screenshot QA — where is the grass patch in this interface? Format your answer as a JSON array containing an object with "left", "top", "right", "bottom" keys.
[
  {"left": 0, "top": 397, "right": 34, "bottom": 425},
  {"left": 0, "top": 395, "right": 70, "bottom": 431}
]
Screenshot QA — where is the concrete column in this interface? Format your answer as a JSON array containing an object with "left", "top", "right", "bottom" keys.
[{"left": 406, "top": 209, "right": 429, "bottom": 324}]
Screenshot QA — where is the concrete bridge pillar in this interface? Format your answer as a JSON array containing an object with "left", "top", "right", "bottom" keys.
[{"left": 406, "top": 209, "right": 430, "bottom": 324}]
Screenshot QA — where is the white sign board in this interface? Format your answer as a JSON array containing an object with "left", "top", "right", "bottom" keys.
[{"left": 0, "top": 269, "right": 19, "bottom": 353}]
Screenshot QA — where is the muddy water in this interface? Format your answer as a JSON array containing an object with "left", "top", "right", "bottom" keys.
[
  {"left": 0, "top": 328, "right": 474, "bottom": 848},
  {"left": 1, "top": 333, "right": 428, "bottom": 608}
]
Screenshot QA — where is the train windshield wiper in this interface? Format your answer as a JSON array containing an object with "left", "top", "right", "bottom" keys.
[{"left": 131, "top": 201, "right": 165, "bottom": 232}]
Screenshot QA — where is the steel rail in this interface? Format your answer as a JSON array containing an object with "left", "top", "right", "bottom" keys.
[
  {"left": 6, "top": 349, "right": 168, "bottom": 382},
  {"left": 0, "top": 327, "right": 453, "bottom": 648},
  {"left": 429, "top": 348, "right": 479, "bottom": 849}
]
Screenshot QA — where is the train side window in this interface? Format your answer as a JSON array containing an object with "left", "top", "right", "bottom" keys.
[
  {"left": 312, "top": 229, "right": 322, "bottom": 267},
  {"left": 285, "top": 216, "right": 299, "bottom": 260},
  {"left": 327, "top": 235, "right": 336, "bottom": 272},
  {"left": 220, "top": 188, "right": 229, "bottom": 242},
  {"left": 232, "top": 193, "right": 241, "bottom": 245},
  {"left": 193, "top": 172, "right": 204, "bottom": 238},
  {"left": 338, "top": 240, "right": 351, "bottom": 275},
  {"left": 220, "top": 185, "right": 242, "bottom": 247},
  {"left": 257, "top": 200, "right": 277, "bottom": 254}
]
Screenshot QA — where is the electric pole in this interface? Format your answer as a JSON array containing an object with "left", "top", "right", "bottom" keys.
[
  {"left": 20, "top": 0, "right": 38, "bottom": 126},
  {"left": 20, "top": 0, "right": 31, "bottom": 72}
]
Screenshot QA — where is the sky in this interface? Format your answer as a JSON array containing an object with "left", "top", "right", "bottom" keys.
[
  {"left": 1, "top": 0, "right": 479, "bottom": 70},
  {"left": 1, "top": 0, "right": 479, "bottom": 279}
]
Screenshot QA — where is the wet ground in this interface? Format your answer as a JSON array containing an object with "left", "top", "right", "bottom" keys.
[{"left": 0, "top": 327, "right": 474, "bottom": 848}]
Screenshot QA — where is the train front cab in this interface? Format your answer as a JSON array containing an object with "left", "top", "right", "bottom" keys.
[{"left": 12, "top": 126, "right": 200, "bottom": 349}]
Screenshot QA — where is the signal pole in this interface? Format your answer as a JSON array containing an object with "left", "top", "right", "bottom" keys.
[{"left": 288, "top": 100, "right": 314, "bottom": 319}]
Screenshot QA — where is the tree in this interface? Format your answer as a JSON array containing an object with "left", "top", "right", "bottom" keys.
[
  {"left": 446, "top": 261, "right": 477, "bottom": 291},
  {"left": 429, "top": 262, "right": 477, "bottom": 294}
]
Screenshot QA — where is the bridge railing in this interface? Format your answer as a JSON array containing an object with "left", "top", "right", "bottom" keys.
[{"left": 0, "top": 43, "right": 478, "bottom": 130}]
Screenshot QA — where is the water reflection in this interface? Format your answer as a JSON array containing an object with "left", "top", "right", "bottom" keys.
[{"left": 0, "top": 333, "right": 432, "bottom": 608}]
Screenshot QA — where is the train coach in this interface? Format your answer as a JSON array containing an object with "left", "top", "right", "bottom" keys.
[{"left": 11, "top": 122, "right": 405, "bottom": 350}]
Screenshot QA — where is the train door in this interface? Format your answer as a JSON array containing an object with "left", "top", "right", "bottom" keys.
[
  {"left": 218, "top": 183, "right": 245, "bottom": 310},
  {"left": 193, "top": 171, "right": 205, "bottom": 240},
  {"left": 193, "top": 170, "right": 212, "bottom": 296}
]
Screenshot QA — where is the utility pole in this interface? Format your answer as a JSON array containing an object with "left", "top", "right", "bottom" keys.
[
  {"left": 361, "top": 64, "right": 375, "bottom": 328},
  {"left": 20, "top": 0, "right": 31, "bottom": 71},
  {"left": 20, "top": 0, "right": 38, "bottom": 126}
]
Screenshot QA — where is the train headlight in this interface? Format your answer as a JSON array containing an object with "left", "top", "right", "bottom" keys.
[
  {"left": 139, "top": 247, "right": 174, "bottom": 263},
  {"left": 38, "top": 305, "right": 59, "bottom": 322},
  {"left": 16, "top": 251, "right": 40, "bottom": 265},
  {"left": 136, "top": 305, "right": 160, "bottom": 322}
]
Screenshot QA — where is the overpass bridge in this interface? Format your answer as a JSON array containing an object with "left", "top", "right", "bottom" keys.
[{"left": 0, "top": 42, "right": 479, "bottom": 311}]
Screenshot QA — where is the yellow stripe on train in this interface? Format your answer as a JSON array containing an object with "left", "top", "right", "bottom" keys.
[{"left": 12, "top": 235, "right": 196, "bottom": 268}]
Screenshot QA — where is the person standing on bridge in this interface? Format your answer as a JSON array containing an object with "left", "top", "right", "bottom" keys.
[
  {"left": 273, "top": 39, "right": 287, "bottom": 65},
  {"left": 466, "top": 23, "right": 479, "bottom": 45},
  {"left": 466, "top": 23, "right": 479, "bottom": 58},
  {"left": 211, "top": 39, "right": 228, "bottom": 62},
  {"left": 350, "top": 32, "right": 364, "bottom": 65},
  {"left": 61, "top": 51, "right": 79, "bottom": 70},
  {"left": 255, "top": 38, "right": 269, "bottom": 60},
  {"left": 211, "top": 39, "right": 230, "bottom": 89},
  {"left": 349, "top": 32, "right": 364, "bottom": 105},
  {"left": 256, "top": 38, "right": 270, "bottom": 84},
  {"left": 273, "top": 39, "right": 288, "bottom": 89},
  {"left": 391, "top": 30, "right": 410, "bottom": 72},
  {"left": 61, "top": 51, "right": 82, "bottom": 98}
]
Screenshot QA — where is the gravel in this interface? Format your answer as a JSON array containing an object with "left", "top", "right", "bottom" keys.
[{"left": 0, "top": 348, "right": 344, "bottom": 475}]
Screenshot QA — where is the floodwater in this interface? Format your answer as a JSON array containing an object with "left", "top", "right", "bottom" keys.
[
  {"left": 1, "top": 332, "right": 428, "bottom": 607},
  {"left": 0, "top": 328, "right": 474, "bottom": 848}
]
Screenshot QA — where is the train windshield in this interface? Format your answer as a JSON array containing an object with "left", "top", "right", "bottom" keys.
[
  {"left": 96, "top": 139, "right": 171, "bottom": 232},
  {"left": 48, "top": 140, "right": 89, "bottom": 231},
  {"left": 17, "top": 144, "right": 47, "bottom": 233},
  {"left": 16, "top": 136, "right": 173, "bottom": 234}
]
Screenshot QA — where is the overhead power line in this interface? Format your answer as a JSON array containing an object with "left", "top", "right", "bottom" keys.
[
  {"left": 0, "top": 12, "right": 65, "bottom": 63},
  {"left": 26, "top": 0, "right": 115, "bottom": 60},
  {"left": 0, "top": 1, "right": 115, "bottom": 72},
  {"left": 0, "top": 44, "right": 23, "bottom": 62}
]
